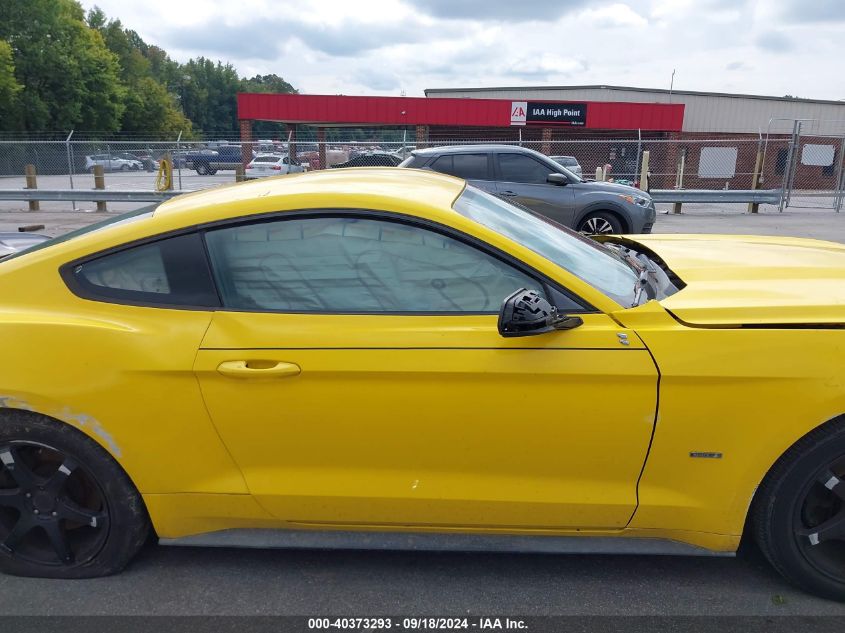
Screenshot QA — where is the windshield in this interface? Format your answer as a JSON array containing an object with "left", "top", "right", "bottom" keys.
[
  {"left": 0, "top": 206, "right": 155, "bottom": 263},
  {"left": 453, "top": 187, "right": 638, "bottom": 306}
]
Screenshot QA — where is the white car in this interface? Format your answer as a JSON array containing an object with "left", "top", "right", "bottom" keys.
[
  {"left": 550, "top": 155, "right": 583, "bottom": 178},
  {"left": 84, "top": 154, "right": 144, "bottom": 173},
  {"left": 245, "top": 154, "right": 307, "bottom": 178}
]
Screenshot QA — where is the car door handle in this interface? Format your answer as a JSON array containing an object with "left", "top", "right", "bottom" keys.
[
  {"left": 217, "top": 360, "right": 301, "bottom": 379},
  {"left": 499, "top": 190, "right": 517, "bottom": 196}
]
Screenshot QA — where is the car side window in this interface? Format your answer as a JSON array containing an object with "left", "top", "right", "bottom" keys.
[
  {"left": 204, "top": 215, "right": 546, "bottom": 313},
  {"left": 429, "top": 154, "right": 488, "bottom": 180},
  {"left": 68, "top": 233, "right": 219, "bottom": 308},
  {"left": 498, "top": 153, "right": 553, "bottom": 185}
]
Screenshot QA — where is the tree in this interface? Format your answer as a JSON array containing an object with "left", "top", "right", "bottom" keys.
[
  {"left": 240, "top": 74, "right": 297, "bottom": 95},
  {"left": 88, "top": 11, "right": 191, "bottom": 135},
  {"left": 0, "top": 40, "right": 23, "bottom": 130},
  {"left": 121, "top": 77, "right": 192, "bottom": 135},
  {"left": 179, "top": 58, "right": 242, "bottom": 134},
  {"left": 0, "top": 0, "right": 125, "bottom": 130}
]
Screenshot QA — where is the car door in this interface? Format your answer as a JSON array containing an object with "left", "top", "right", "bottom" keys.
[
  {"left": 427, "top": 152, "right": 495, "bottom": 193},
  {"left": 193, "top": 212, "right": 658, "bottom": 530},
  {"left": 495, "top": 152, "right": 577, "bottom": 227}
]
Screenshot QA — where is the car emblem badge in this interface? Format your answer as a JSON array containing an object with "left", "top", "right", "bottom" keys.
[{"left": 617, "top": 333, "right": 630, "bottom": 346}]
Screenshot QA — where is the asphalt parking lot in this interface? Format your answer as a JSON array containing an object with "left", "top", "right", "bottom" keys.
[{"left": 3, "top": 194, "right": 845, "bottom": 618}]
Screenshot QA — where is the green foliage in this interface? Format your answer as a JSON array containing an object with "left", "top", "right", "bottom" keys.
[
  {"left": 0, "top": 0, "right": 125, "bottom": 130},
  {"left": 0, "top": 40, "right": 23, "bottom": 130},
  {"left": 0, "top": 1, "right": 297, "bottom": 134}
]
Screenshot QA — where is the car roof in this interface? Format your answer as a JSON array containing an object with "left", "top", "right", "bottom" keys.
[
  {"left": 153, "top": 167, "right": 466, "bottom": 229},
  {"left": 411, "top": 144, "right": 549, "bottom": 157}
]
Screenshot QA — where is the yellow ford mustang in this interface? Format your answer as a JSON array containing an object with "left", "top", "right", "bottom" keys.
[{"left": 1, "top": 168, "right": 845, "bottom": 600}]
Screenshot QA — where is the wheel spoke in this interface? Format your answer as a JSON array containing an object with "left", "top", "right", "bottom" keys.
[
  {"left": 1, "top": 516, "right": 35, "bottom": 552},
  {"left": 42, "top": 522, "right": 73, "bottom": 564},
  {"left": 0, "top": 447, "right": 41, "bottom": 489},
  {"left": 56, "top": 498, "right": 106, "bottom": 528},
  {"left": 0, "top": 488, "right": 23, "bottom": 510},
  {"left": 818, "top": 470, "right": 845, "bottom": 501},
  {"left": 799, "top": 509, "right": 845, "bottom": 545},
  {"left": 43, "top": 457, "right": 78, "bottom": 496}
]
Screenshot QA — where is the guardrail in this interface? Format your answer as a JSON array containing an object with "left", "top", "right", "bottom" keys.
[
  {"left": 0, "top": 189, "right": 184, "bottom": 202},
  {"left": 0, "top": 187, "right": 783, "bottom": 206},
  {"left": 649, "top": 189, "right": 782, "bottom": 205}
]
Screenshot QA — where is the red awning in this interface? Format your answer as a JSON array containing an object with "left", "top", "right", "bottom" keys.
[{"left": 237, "top": 93, "right": 684, "bottom": 131}]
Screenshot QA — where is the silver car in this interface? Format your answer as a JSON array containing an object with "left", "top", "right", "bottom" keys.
[
  {"left": 0, "top": 233, "right": 50, "bottom": 260},
  {"left": 550, "top": 155, "right": 583, "bottom": 178},
  {"left": 84, "top": 154, "right": 144, "bottom": 173},
  {"left": 400, "top": 145, "right": 655, "bottom": 234}
]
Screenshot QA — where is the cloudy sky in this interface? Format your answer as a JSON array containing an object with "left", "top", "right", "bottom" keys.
[{"left": 78, "top": 0, "right": 843, "bottom": 100}]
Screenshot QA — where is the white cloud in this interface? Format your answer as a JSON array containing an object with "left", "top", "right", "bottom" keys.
[
  {"left": 586, "top": 3, "right": 648, "bottom": 28},
  {"left": 77, "top": 0, "right": 845, "bottom": 101}
]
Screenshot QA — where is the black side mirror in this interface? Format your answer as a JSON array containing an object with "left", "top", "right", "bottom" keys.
[
  {"left": 497, "top": 288, "right": 583, "bottom": 338},
  {"left": 547, "top": 173, "right": 568, "bottom": 186}
]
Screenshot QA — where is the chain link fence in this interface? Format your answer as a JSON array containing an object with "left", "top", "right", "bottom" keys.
[{"left": 1, "top": 129, "right": 843, "bottom": 212}]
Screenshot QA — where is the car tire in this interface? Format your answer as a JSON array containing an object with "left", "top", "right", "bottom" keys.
[
  {"left": 752, "top": 415, "right": 845, "bottom": 601},
  {"left": 0, "top": 410, "right": 150, "bottom": 579},
  {"left": 196, "top": 164, "right": 208, "bottom": 176},
  {"left": 576, "top": 211, "right": 623, "bottom": 235},
  {"left": 207, "top": 168, "right": 218, "bottom": 176},
  {"left": 120, "top": 165, "right": 129, "bottom": 172}
]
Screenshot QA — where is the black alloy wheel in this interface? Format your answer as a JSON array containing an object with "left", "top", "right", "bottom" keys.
[
  {"left": 0, "top": 411, "right": 149, "bottom": 578},
  {"left": 792, "top": 456, "right": 845, "bottom": 583},
  {"left": 0, "top": 442, "right": 108, "bottom": 567},
  {"left": 754, "top": 417, "right": 845, "bottom": 601}
]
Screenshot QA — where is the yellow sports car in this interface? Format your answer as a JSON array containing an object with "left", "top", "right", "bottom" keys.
[{"left": 1, "top": 169, "right": 845, "bottom": 600}]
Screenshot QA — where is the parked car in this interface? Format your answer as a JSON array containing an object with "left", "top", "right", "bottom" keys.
[
  {"left": 550, "top": 155, "right": 583, "bottom": 178},
  {"left": 245, "top": 154, "right": 307, "bottom": 179},
  {"left": 124, "top": 151, "right": 160, "bottom": 172},
  {"left": 4, "top": 169, "right": 845, "bottom": 602},
  {"left": 0, "top": 232, "right": 50, "bottom": 260},
  {"left": 185, "top": 145, "right": 253, "bottom": 175},
  {"left": 400, "top": 145, "right": 654, "bottom": 234},
  {"left": 331, "top": 152, "right": 402, "bottom": 168},
  {"left": 83, "top": 154, "right": 144, "bottom": 173}
]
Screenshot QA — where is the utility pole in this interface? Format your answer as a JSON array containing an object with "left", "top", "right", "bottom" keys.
[{"left": 669, "top": 69, "right": 676, "bottom": 103}]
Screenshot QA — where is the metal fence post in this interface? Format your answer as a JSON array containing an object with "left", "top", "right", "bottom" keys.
[
  {"left": 747, "top": 139, "right": 764, "bottom": 214},
  {"left": 66, "top": 130, "right": 76, "bottom": 211},
  {"left": 672, "top": 147, "right": 686, "bottom": 214},
  {"left": 24, "top": 164, "right": 39, "bottom": 211},
  {"left": 833, "top": 136, "right": 845, "bottom": 213},
  {"left": 779, "top": 120, "right": 801, "bottom": 212},
  {"left": 176, "top": 130, "right": 183, "bottom": 190},
  {"left": 94, "top": 165, "right": 107, "bottom": 212}
]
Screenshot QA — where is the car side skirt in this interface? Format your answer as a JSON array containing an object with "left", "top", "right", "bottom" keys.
[{"left": 159, "top": 528, "right": 734, "bottom": 557}]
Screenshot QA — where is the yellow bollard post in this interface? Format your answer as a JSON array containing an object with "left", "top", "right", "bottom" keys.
[
  {"left": 24, "top": 164, "right": 39, "bottom": 211},
  {"left": 639, "top": 151, "right": 650, "bottom": 193},
  {"left": 94, "top": 165, "right": 107, "bottom": 212}
]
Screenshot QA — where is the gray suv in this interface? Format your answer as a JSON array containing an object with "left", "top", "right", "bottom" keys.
[{"left": 399, "top": 145, "right": 655, "bottom": 234}]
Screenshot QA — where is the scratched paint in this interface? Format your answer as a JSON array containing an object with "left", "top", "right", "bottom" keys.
[
  {"left": 57, "top": 408, "right": 123, "bottom": 457},
  {"left": 0, "top": 395, "right": 34, "bottom": 411},
  {"left": 0, "top": 395, "right": 123, "bottom": 457}
]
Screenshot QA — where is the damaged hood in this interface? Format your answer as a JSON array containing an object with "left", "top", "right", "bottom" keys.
[{"left": 604, "top": 234, "right": 845, "bottom": 326}]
